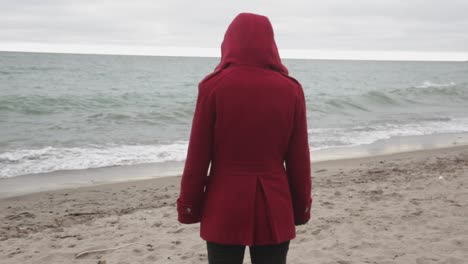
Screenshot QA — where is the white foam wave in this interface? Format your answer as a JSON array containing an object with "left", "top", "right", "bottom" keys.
[
  {"left": 308, "top": 117, "right": 468, "bottom": 151},
  {"left": 2, "top": 117, "right": 468, "bottom": 178},
  {"left": 0, "top": 142, "right": 188, "bottom": 178},
  {"left": 415, "top": 81, "right": 456, "bottom": 89}
]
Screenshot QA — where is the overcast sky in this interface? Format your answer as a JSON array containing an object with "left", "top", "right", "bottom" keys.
[{"left": 1, "top": 0, "right": 468, "bottom": 60}]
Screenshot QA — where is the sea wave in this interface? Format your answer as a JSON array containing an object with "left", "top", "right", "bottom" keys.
[
  {"left": 415, "top": 81, "right": 456, "bottom": 89},
  {"left": 0, "top": 143, "right": 188, "bottom": 178},
  {"left": 389, "top": 82, "right": 468, "bottom": 103},
  {"left": 316, "top": 82, "right": 467, "bottom": 114},
  {"left": 308, "top": 117, "right": 468, "bottom": 150},
  {"left": 2, "top": 116, "right": 468, "bottom": 178}
]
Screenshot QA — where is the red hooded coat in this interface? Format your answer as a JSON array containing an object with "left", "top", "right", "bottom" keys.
[{"left": 177, "top": 13, "right": 312, "bottom": 246}]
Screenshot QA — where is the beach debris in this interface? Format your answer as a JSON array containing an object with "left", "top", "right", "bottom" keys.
[
  {"left": 57, "top": 234, "right": 78, "bottom": 239},
  {"left": 147, "top": 244, "right": 155, "bottom": 251},
  {"left": 7, "top": 247, "right": 24, "bottom": 257},
  {"left": 66, "top": 212, "right": 104, "bottom": 217},
  {"left": 438, "top": 175, "right": 444, "bottom": 180},
  {"left": 97, "top": 260, "right": 106, "bottom": 264},
  {"left": 75, "top": 242, "right": 140, "bottom": 258},
  {"left": 5, "top": 212, "right": 36, "bottom": 220}
]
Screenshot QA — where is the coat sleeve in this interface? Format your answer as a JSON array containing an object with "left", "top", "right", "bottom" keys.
[
  {"left": 285, "top": 85, "right": 312, "bottom": 225},
  {"left": 177, "top": 83, "right": 215, "bottom": 224}
]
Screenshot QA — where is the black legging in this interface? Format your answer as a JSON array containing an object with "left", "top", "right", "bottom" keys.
[{"left": 207, "top": 241, "right": 290, "bottom": 264}]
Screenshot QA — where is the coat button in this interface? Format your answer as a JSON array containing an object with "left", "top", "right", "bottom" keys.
[
  {"left": 186, "top": 208, "right": 192, "bottom": 213},
  {"left": 305, "top": 207, "right": 309, "bottom": 213}
]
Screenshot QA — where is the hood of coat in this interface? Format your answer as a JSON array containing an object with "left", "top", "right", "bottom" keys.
[{"left": 215, "top": 13, "right": 288, "bottom": 75}]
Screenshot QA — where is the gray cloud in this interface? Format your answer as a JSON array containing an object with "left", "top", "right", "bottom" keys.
[{"left": 1, "top": 0, "right": 467, "bottom": 57}]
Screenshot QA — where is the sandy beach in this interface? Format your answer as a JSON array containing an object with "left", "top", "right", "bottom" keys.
[{"left": 1, "top": 145, "right": 467, "bottom": 264}]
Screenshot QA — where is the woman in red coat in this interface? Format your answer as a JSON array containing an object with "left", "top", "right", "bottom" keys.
[{"left": 177, "top": 13, "right": 312, "bottom": 264}]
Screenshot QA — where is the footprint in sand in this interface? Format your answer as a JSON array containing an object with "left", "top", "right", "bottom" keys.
[
  {"left": 152, "top": 221, "right": 162, "bottom": 228},
  {"left": 296, "top": 229, "right": 307, "bottom": 234},
  {"left": 320, "top": 201, "right": 334, "bottom": 208},
  {"left": 440, "top": 257, "right": 466, "bottom": 264},
  {"left": 168, "top": 227, "right": 185, "bottom": 234},
  {"left": 451, "top": 239, "right": 465, "bottom": 247},
  {"left": 336, "top": 261, "right": 351, "bottom": 264},
  {"left": 145, "top": 255, "right": 158, "bottom": 261},
  {"left": 416, "top": 257, "right": 442, "bottom": 264}
]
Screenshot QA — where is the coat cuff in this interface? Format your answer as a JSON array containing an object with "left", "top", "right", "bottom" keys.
[
  {"left": 177, "top": 199, "right": 200, "bottom": 224},
  {"left": 294, "top": 199, "right": 312, "bottom": 225}
]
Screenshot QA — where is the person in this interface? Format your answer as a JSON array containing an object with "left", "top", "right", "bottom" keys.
[{"left": 177, "top": 12, "right": 312, "bottom": 264}]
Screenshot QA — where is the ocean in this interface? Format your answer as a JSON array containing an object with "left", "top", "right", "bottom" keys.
[{"left": 1, "top": 51, "right": 468, "bottom": 179}]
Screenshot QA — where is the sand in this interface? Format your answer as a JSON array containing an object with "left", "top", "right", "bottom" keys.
[{"left": 1, "top": 145, "right": 467, "bottom": 264}]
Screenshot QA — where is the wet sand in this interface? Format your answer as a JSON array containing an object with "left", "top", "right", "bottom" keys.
[{"left": 1, "top": 145, "right": 467, "bottom": 263}]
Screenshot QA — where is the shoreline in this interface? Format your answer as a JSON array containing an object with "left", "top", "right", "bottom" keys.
[
  {"left": 2, "top": 144, "right": 468, "bottom": 203},
  {"left": 2, "top": 132, "right": 468, "bottom": 199},
  {"left": 0, "top": 133, "right": 468, "bottom": 199},
  {"left": 1, "top": 142, "right": 467, "bottom": 263}
]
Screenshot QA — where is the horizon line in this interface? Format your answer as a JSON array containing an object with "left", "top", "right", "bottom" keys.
[
  {"left": 1, "top": 42, "right": 467, "bottom": 62},
  {"left": 3, "top": 50, "right": 468, "bottom": 63}
]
